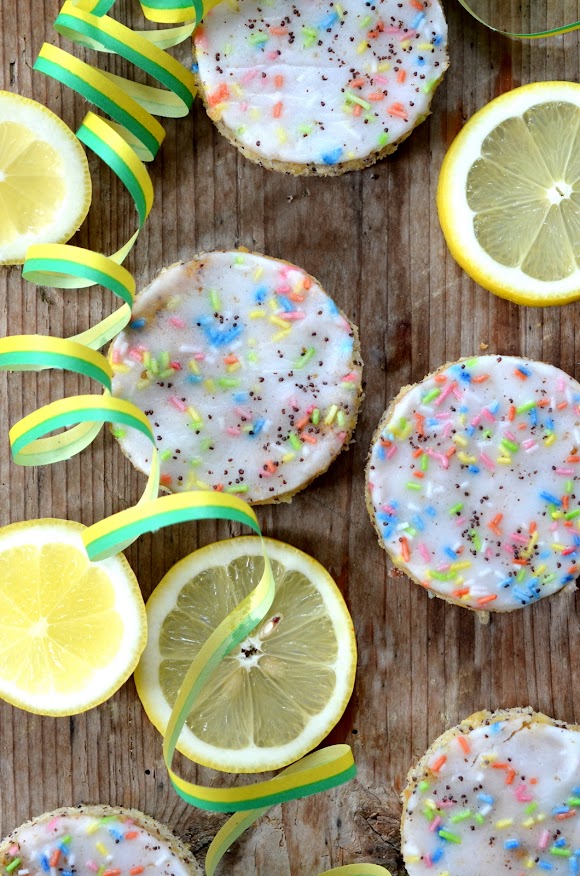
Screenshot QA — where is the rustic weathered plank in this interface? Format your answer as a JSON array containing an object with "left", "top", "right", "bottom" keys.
[{"left": 1, "top": 1, "right": 580, "bottom": 874}]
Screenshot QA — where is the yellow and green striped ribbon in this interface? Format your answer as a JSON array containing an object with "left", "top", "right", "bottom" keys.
[
  {"left": 3, "top": 0, "right": 393, "bottom": 872},
  {"left": 457, "top": 0, "right": 580, "bottom": 38}
]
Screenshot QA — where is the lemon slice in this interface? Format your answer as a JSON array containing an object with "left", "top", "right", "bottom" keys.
[
  {"left": 134, "top": 536, "right": 357, "bottom": 773},
  {"left": 0, "top": 91, "right": 91, "bottom": 265},
  {"left": 0, "top": 519, "right": 146, "bottom": 716},
  {"left": 437, "top": 81, "right": 580, "bottom": 305}
]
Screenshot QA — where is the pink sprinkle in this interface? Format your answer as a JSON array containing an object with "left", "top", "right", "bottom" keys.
[
  {"left": 129, "top": 349, "right": 143, "bottom": 362},
  {"left": 505, "top": 429, "right": 517, "bottom": 441},
  {"left": 557, "top": 377, "right": 565, "bottom": 391},
  {"left": 515, "top": 784, "right": 533, "bottom": 802},
  {"left": 337, "top": 431, "right": 348, "bottom": 442},
  {"left": 424, "top": 854, "right": 433, "bottom": 868},
  {"left": 341, "top": 372, "right": 359, "bottom": 382},
  {"left": 437, "top": 563, "right": 451, "bottom": 573},
  {"left": 242, "top": 69, "right": 258, "bottom": 84},
  {"left": 503, "top": 543, "right": 516, "bottom": 555},
  {"left": 418, "top": 543, "right": 430, "bottom": 562},
  {"left": 387, "top": 444, "right": 397, "bottom": 459},
  {"left": 429, "top": 816, "right": 442, "bottom": 833},
  {"left": 46, "top": 817, "right": 60, "bottom": 832},
  {"left": 470, "top": 414, "right": 482, "bottom": 427},
  {"left": 550, "top": 522, "right": 559, "bottom": 532},
  {"left": 169, "top": 316, "right": 186, "bottom": 328},
  {"left": 169, "top": 396, "right": 186, "bottom": 412},
  {"left": 277, "top": 310, "right": 305, "bottom": 320},
  {"left": 8, "top": 845, "right": 18, "bottom": 855},
  {"left": 479, "top": 452, "right": 495, "bottom": 470},
  {"left": 555, "top": 467, "right": 574, "bottom": 475},
  {"left": 438, "top": 799, "right": 455, "bottom": 809},
  {"left": 373, "top": 74, "right": 388, "bottom": 84},
  {"left": 442, "top": 422, "right": 453, "bottom": 438},
  {"left": 451, "top": 384, "right": 462, "bottom": 399},
  {"left": 240, "top": 101, "right": 249, "bottom": 111},
  {"left": 235, "top": 407, "right": 252, "bottom": 420},
  {"left": 276, "top": 283, "right": 292, "bottom": 294},
  {"left": 427, "top": 449, "right": 449, "bottom": 469},
  {"left": 86, "top": 861, "right": 99, "bottom": 873},
  {"left": 435, "top": 411, "right": 452, "bottom": 420},
  {"left": 511, "top": 533, "right": 528, "bottom": 545},
  {"left": 455, "top": 516, "right": 466, "bottom": 526},
  {"left": 267, "top": 50, "right": 278, "bottom": 60},
  {"left": 481, "top": 407, "right": 496, "bottom": 423},
  {"left": 381, "top": 504, "right": 397, "bottom": 515},
  {"left": 170, "top": 361, "right": 182, "bottom": 371},
  {"left": 538, "top": 829, "right": 550, "bottom": 850},
  {"left": 261, "top": 466, "right": 274, "bottom": 478},
  {"left": 485, "top": 546, "right": 494, "bottom": 559},
  {"left": 522, "top": 438, "right": 536, "bottom": 449},
  {"left": 194, "top": 352, "right": 206, "bottom": 361},
  {"left": 111, "top": 348, "right": 122, "bottom": 365},
  {"left": 340, "top": 317, "right": 352, "bottom": 332},
  {"left": 434, "top": 381, "right": 455, "bottom": 405},
  {"left": 227, "top": 427, "right": 241, "bottom": 436}
]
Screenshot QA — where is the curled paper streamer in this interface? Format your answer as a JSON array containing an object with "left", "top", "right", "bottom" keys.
[
  {"left": 456, "top": 0, "right": 580, "bottom": 38},
  {"left": 1, "top": 1, "right": 393, "bottom": 873}
]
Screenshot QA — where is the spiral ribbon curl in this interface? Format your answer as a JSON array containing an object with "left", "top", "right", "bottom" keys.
[
  {"left": 457, "top": 0, "right": 580, "bottom": 38},
  {"left": 1, "top": 0, "right": 392, "bottom": 873}
]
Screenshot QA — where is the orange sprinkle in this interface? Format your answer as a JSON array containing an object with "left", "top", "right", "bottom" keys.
[
  {"left": 434, "top": 373, "right": 447, "bottom": 383},
  {"left": 274, "top": 74, "right": 285, "bottom": 87},
  {"left": 477, "top": 594, "right": 498, "bottom": 605},
  {"left": 349, "top": 77, "right": 366, "bottom": 88},
  {"left": 537, "top": 398, "right": 550, "bottom": 407},
  {"left": 412, "top": 448, "right": 423, "bottom": 458},
  {"left": 471, "top": 374, "right": 489, "bottom": 383},
  {"left": 488, "top": 513, "right": 503, "bottom": 536},
  {"left": 103, "top": 870, "right": 122, "bottom": 876},
  {"left": 513, "top": 558, "right": 528, "bottom": 566},
  {"left": 289, "top": 292, "right": 305, "bottom": 302},
  {"left": 556, "top": 810, "right": 577, "bottom": 821},
  {"left": 50, "top": 851, "right": 61, "bottom": 868},
  {"left": 353, "top": 103, "right": 363, "bottom": 117},
  {"left": 414, "top": 412, "right": 425, "bottom": 436},
  {"left": 273, "top": 101, "right": 283, "bottom": 118},
  {"left": 563, "top": 495, "right": 570, "bottom": 511},
  {"left": 296, "top": 415, "right": 310, "bottom": 430},
  {"left": 505, "top": 767, "right": 516, "bottom": 785},
  {"left": 159, "top": 473, "right": 172, "bottom": 486},
  {"left": 530, "top": 777, "right": 539, "bottom": 784},
  {"left": 410, "top": 0, "right": 424, "bottom": 8},
  {"left": 567, "top": 455, "right": 580, "bottom": 463},
  {"left": 430, "top": 755, "right": 447, "bottom": 772},
  {"left": 130, "top": 869, "right": 145, "bottom": 876},
  {"left": 303, "top": 276, "right": 312, "bottom": 290},
  {"left": 208, "top": 83, "right": 229, "bottom": 107},
  {"left": 567, "top": 564, "right": 578, "bottom": 575},
  {"left": 368, "top": 91, "right": 385, "bottom": 101},
  {"left": 514, "top": 369, "right": 527, "bottom": 380},
  {"left": 400, "top": 536, "right": 411, "bottom": 562},
  {"left": 223, "top": 354, "right": 238, "bottom": 365},
  {"left": 270, "top": 26, "right": 288, "bottom": 35},
  {"left": 396, "top": 69, "right": 406, "bottom": 84},
  {"left": 413, "top": 471, "right": 425, "bottom": 479},
  {"left": 262, "top": 461, "right": 276, "bottom": 475},
  {"left": 508, "top": 405, "right": 516, "bottom": 421},
  {"left": 529, "top": 521, "right": 537, "bottom": 533},
  {"left": 125, "top": 831, "right": 139, "bottom": 840},
  {"left": 446, "top": 445, "right": 457, "bottom": 458},
  {"left": 387, "top": 102, "right": 408, "bottom": 119},
  {"left": 453, "top": 587, "right": 470, "bottom": 597},
  {"left": 557, "top": 401, "right": 568, "bottom": 409},
  {"left": 214, "top": 483, "right": 224, "bottom": 492},
  {"left": 492, "top": 762, "right": 509, "bottom": 770},
  {"left": 301, "top": 432, "right": 317, "bottom": 444},
  {"left": 517, "top": 422, "right": 527, "bottom": 430},
  {"left": 457, "top": 735, "right": 471, "bottom": 754}
]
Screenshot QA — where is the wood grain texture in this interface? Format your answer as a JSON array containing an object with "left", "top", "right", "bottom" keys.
[{"left": 1, "top": 1, "right": 580, "bottom": 873}]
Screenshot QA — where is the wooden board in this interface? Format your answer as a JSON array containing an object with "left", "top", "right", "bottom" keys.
[{"left": 1, "top": 1, "right": 580, "bottom": 873}]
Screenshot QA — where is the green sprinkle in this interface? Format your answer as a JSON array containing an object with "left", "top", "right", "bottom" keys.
[
  {"left": 247, "top": 351, "right": 259, "bottom": 363},
  {"left": 565, "top": 480, "right": 574, "bottom": 494},
  {"left": 470, "top": 530, "right": 482, "bottom": 551},
  {"left": 543, "top": 573, "right": 556, "bottom": 583},
  {"left": 516, "top": 401, "right": 536, "bottom": 414},
  {"left": 159, "top": 368, "right": 175, "bottom": 378},
  {"left": 226, "top": 484, "right": 249, "bottom": 493},
  {"left": 450, "top": 810, "right": 472, "bottom": 823},
  {"left": 345, "top": 91, "right": 371, "bottom": 110},
  {"left": 419, "top": 780, "right": 430, "bottom": 792},
  {"left": 297, "top": 123, "right": 313, "bottom": 135},
  {"left": 449, "top": 502, "right": 463, "bottom": 515},
  {"left": 160, "top": 449, "right": 172, "bottom": 461},
  {"left": 111, "top": 427, "right": 126, "bottom": 439},
  {"left": 524, "top": 802, "right": 539, "bottom": 814},
  {"left": 568, "top": 797, "right": 580, "bottom": 806},
  {"left": 474, "top": 813, "right": 485, "bottom": 825},
  {"left": 464, "top": 357, "right": 478, "bottom": 367},
  {"left": 430, "top": 570, "right": 454, "bottom": 581},
  {"left": 501, "top": 438, "right": 519, "bottom": 453},
  {"left": 406, "top": 482, "right": 422, "bottom": 491},
  {"left": 248, "top": 31, "right": 268, "bottom": 44},
  {"left": 159, "top": 351, "right": 170, "bottom": 369},
  {"left": 302, "top": 26, "right": 318, "bottom": 46},
  {"left": 217, "top": 377, "right": 241, "bottom": 388},
  {"left": 422, "top": 807, "right": 436, "bottom": 821},
  {"left": 550, "top": 847, "right": 571, "bottom": 857},
  {"left": 438, "top": 830, "right": 462, "bottom": 844},
  {"left": 189, "top": 457, "right": 202, "bottom": 467},
  {"left": 201, "top": 438, "right": 213, "bottom": 451},
  {"left": 378, "top": 131, "right": 389, "bottom": 147},
  {"left": 422, "top": 388, "right": 441, "bottom": 403},
  {"left": 420, "top": 453, "right": 428, "bottom": 471},
  {"left": 360, "top": 14, "right": 372, "bottom": 27},
  {"left": 209, "top": 288, "right": 221, "bottom": 311},
  {"left": 516, "top": 567, "right": 527, "bottom": 583},
  {"left": 337, "top": 410, "right": 346, "bottom": 428},
  {"left": 311, "top": 408, "right": 320, "bottom": 425},
  {"left": 6, "top": 859, "right": 21, "bottom": 873},
  {"left": 294, "top": 347, "right": 316, "bottom": 368},
  {"left": 289, "top": 432, "right": 302, "bottom": 450}
]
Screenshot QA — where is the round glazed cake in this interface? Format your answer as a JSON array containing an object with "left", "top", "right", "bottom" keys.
[
  {"left": 401, "top": 708, "right": 580, "bottom": 876},
  {"left": 110, "top": 251, "right": 363, "bottom": 503},
  {"left": 366, "top": 355, "right": 580, "bottom": 612},
  {"left": 0, "top": 805, "right": 202, "bottom": 874},
  {"left": 193, "top": 0, "right": 449, "bottom": 174}
]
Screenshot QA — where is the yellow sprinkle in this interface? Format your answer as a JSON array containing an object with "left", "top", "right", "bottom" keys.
[
  {"left": 188, "top": 359, "right": 200, "bottom": 374},
  {"left": 450, "top": 561, "right": 471, "bottom": 572},
  {"left": 458, "top": 413, "right": 467, "bottom": 426},
  {"left": 136, "top": 379, "right": 150, "bottom": 390},
  {"left": 453, "top": 434, "right": 468, "bottom": 447},
  {"left": 522, "top": 531, "right": 538, "bottom": 557},
  {"left": 86, "top": 821, "right": 100, "bottom": 835},
  {"left": 111, "top": 363, "right": 130, "bottom": 373},
  {"left": 272, "top": 330, "right": 291, "bottom": 342},
  {"left": 187, "top": 406, "right": 202, "bottom": 423},
  {"left": 165, "top": 296, "right": 180, "bottom": 310},
  {"left": 551, "top": 543, "right": 565, "bottom": 552},
  {"left": 377, "top": 60, "right": 391, "bottom": 71},
  {"left": 250, "top": 107, "right": 261, "bottom": 120},
  {"left": 495, "top": 819, "right": 513, "bottom": 829},
  {"left": 497, "top": 455, "right": 512, "bottom": 465},
  {"left": 96, "top": 842, "right": 108, "bottom": 856},
  {"left": 231, "top": 83, "right": 244, "bottom": 98},
  {"left": 524, "top": 858, "right": 535, "bottom": 869},
  {"left": 270, "top": 315, "right": 291, "bottom": 329},
  {"left": 357, "top": 39, "right": 368, "bottom": 53},
  {"left": 282, "top": 452, "right": 295, "bottom": 463},
  {"left": 482, "top": 752, "right": 497, "bottom": 763},
  {"left": 249, "top": 309, "right": 266, "bottom": 319},
  {"left": 268, "top": 297, "right": 278, "bottom": 311},
  {"left": 277, "top": 126, "right": 287, "bottom": 143},
  {"left": 521, "top": 817, "right": 535, "bottom": 828},
  {"left": 536, "top": 564, "right": 547, "bottom": 575},
  {"left": 324, "top": 404, "right": 338, "bottom": 425},
  {"left": 246, "top": 351, "right": 259, "bottom": 363},
  {"left": 248, "top": 338, "right": 256, "bottom": 346},
  {"left": 418, "top": 42, "right": 435, "bottom": 50},
  {"left": 544, "top": 433, "right": 556, "bottom": 446},
  {"left": 335, "top": 3, "right": 344, "bottom": 17},
  {"left": 204, "top": 379, "right": 216, "bottom": 393},
  {"left": 195, "top": 478, "right": 210, "bottom": 489},
  {"left": 406, "top": 856, "right": 421, "bottom": 864},
  {"left": 226, "top": 362, "right": 241, "bottom": 373},
  {"left": 458, "top": 452, "right": 477, "bottom": 464},
  {"left": 401, "top": 39, "right": 410, "bottom": 49},
  {"left": 253, "top": 266, "right": 264, "bottom": 280}
]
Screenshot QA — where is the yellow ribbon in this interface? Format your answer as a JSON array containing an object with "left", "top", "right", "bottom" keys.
[{"left": 1, "top": 1, "right": 394, "bottom": 873}]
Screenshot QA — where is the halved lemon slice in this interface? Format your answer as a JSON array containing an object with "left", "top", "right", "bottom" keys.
[
  {"left": 438, "top": 81, "right": 580, "bottom": 305},
  {"left": 0, "top": 91, "right": 91, "bottom": 265},
  {"left": 0, "top": 519, "right": 146, "bottom": 716},
  {"left": 134, "top": 536, "right": 357, "bottom": 773}
]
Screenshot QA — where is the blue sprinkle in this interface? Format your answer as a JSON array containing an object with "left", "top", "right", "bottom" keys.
[
  {"left": 426, "top": 417, "right": 439, "bottom": 428},
  {"left": 377, "top": 445, "right": 386, "bottom": 461},
  {"left": 321, "top": 146, "right": 343, "bottom": 165},
  {"left": 109, "top": 827, "right": 124, "bottom": 841},
  {"left": 513, "top": 588, "right": 530, "bottom": 603},
  {"left": 186, "top": 374, "right": 202, "bottom": 384},
  {"left": 500, "top": 578, "right": 513, "bottom": 589},
  {"left": 41, "top": 855, "right": 50, "bottom": 873},
  {"left": 553, "top": 806, "right": 571, "bottom": 815},
  {"left": 466, "top": 425, "right": 475, "bottom": 437},
  {"left": 546, "top": 417, "right": 555, "bottom": 430},
  {"left": 539, "top": 549, "right": 552, "bottom": 559},
  {"left": 504, "top": 839, "right": 520, "bottom": 849},
  {"left": 328, "top": 298, "right": 340, "bottom": 316},
  {"left": 569, "top": 857, "right": 578, "bottom": 874},
  {"left": 129, "top": 317, "right": 146, "bottom": 329},
  {"left": 276, "top": 294, "right": 294, "bottom": 311},
  {"left": 468, "top": 465, "right": 480, "bottom": 474},
  {"left": 518, "top": 364, "right": 532, "bottom": 376},
  {"left": 411, "top": 11, "right": 426, "bottom": 27},
  {"left": 434, "top": 34, "right": 443, "bottom": 45},
  {"left": 537, "top": 863, "right": 553, "bottom": 871},
  {"left": 411, "top": 515, "right": 425, "bottom": 532},
  {"left": 540, "top": 491, "right": 562, "bottom": 506},
  {"left": 459, "top": 370, "right": 471, "bottom": 382},
  {"left": 377, "top": 511, "right": 397, "bottom": 522},
  {"left": 319, "top": 11, "right": 339, "bottom": 28},
  {"left": 573, "top": 535, "right": 580, "bottom": 546},
  {"left": 555, "top": 838, "right": 568, "bottom": 848},
  {"left": 431, "top": 847, "right": 443, "bottom": 863},
  {"left": 255, "top": 285, "right": 268, "bottom": 303},
  {"left": 425, "top": 506, "right": 437, "bottom": 518},
  {"left": 478, "top": 793, "right": 494, "bottom": 804},
  {"left": 191, "top": 62, "right": 199, "bottom": 72},
  {"left": 529, "top": 407, "right": 538, "bottom": 427},
  {"left": 489, "top": 400, "right": 500, "bottom": 414},
  {"left": 417, "top": 56, "right": 425, "bottom": 66},
  {"left": 459, "top": 404, "right": 469, "bottom": 413},
  {"left": 233, "top": 392, "right": 249, "bottom": 403},
  {"left": 491, "top": 721, "right": 503, "bottom": 733},
  {"left": 201, "top": 323, "right": 244, "bottom": 347},
  {"left": 444, "top": 546, "right": 458, "bottom": 560},
  {"left": 573, "top": 786, "right": 580, "bottom": 795},
  {"left": 561, "top": 574, "right": 575, "bottom": 584},
  {"left": 252, "top": 418, "right": 266, "bottom": 436},
  {"left": 62, "top": 871, "right": 74, "bottom": 876}
]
